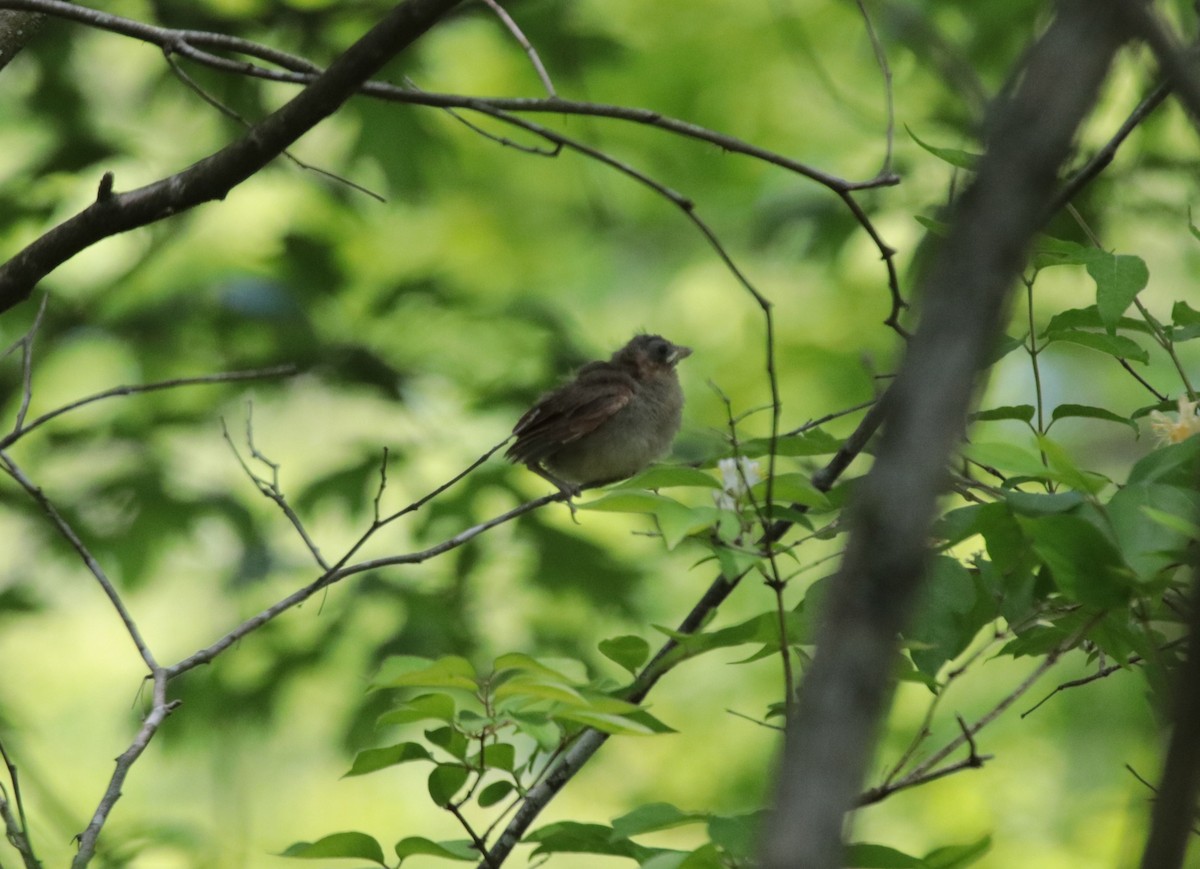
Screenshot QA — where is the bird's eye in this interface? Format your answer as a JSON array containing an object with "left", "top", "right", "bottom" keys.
[{"left": 651, "top": 339, "right": 670, "bottom": 361}]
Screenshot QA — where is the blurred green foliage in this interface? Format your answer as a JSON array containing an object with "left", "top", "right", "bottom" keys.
[{"left": 1, "top": 0, "right": 1200, "bottom": 867}]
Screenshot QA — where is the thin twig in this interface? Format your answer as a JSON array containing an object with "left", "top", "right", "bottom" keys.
[
  {"left": 0, "top": 365, "right": 298, "bottom": 450},
  {"left": 0, "top": 739, "right": 37, "bottom": 869},
  {"left": 71, "top": 675, "right": 178, "bottom": 869},
  {"left": 893, "top": 612, "right": 1104, "bottom": 790},
  {"left": 854, "top": 0, "right": 894, "bottom": 176},
  {"left": 163, "top": 49, "right": 385, "bottom": 202},
  {"left": 0, "top": 451, "right": 158, "bottom": 672},
  {"left": 480, "top": 0, "right": 555, "bottom": 97},
  {"left": 165, "top": 488, "right": 563, "bottom": 678},
  {"left": 9, "top": 294, "right": 48, "bottom": 434},
  {"left": 221, "top": 411, "right": 330, "bottom": 571}
]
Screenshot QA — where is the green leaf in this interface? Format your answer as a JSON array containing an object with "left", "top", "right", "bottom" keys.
[
  {"left": 915, "top": 214, "right": 950, "bottom": 236},
  {"left": 971, "top": 405, "right": 1035, "bottom": 423},
  {"left": 1035, "top": 434, "right": 1111, "bottom": 494},
  {"left": 620, "top": 466, "right": 722, "bottom": 489},
  {"left": 923, "top": 834, "right": 992, "bottom": 868},
  {"left": 373, "top": 655, "right": 477, "bottom": 691},
  {"left": 1020, "top": 514, "right": 1133, "bottom": 608},
  {"left": 376, "top": 693, "right": 457, "bottom": 728},
  {"left": 508, "top": 711, "right": 561, "bottom": 751},
  {"left": 1005, "top": 490, "right": 1085, "bottom": 516},
  {"left": 477, "top": 780, "right": 515, "bottom": 808},
  {"left": 554, "top": 706, "right": 675, "bottom": 735},
  {"left": 750, "top": 473, "right": 831, "bottom": 508},
  {"left": 713, "top": 545, "right": 764, "bottom": 580},
  {"left": 612, "top": 803, "right": 708, "bottom": 838},
  {"left": 1087, "top": 252, "right": 1148, "bottom": 331},
  {"left": 1169, "top": 300, "right": 1200, "bottom": 340},
  {"left": 425, "top": 726, "right": 470, "bottom": 760},
  {"left": 907, "top": 125, "right": 980, "bottom": 169},
  {"left": 1128, "top": 435, "right": 1200, "bottom": 485},
  {"left": 493, "top": 653, "right": 587, "bottom": 682},
  {"left": 707, "top": 812, "right": 764, "bottom": 860},
  {"left": 495, "top": 674, "right": 585, "bottom": 705},
  {"left": 962, "top": 441, "right": 1047, "bottom": 477},
  {"left": 599, "top": 635, "right": 651, "bottom": 675},
  {"left": 344, "top": 742, "right": 432, "bottom": 778},
  {"left": 526, "top": 822, "right": 651, "bottom": 860},
  {"left": 1049, "top": 403, "right": 1137, "bottom": 433},
  {"left": 394, "top": 837, "right": 478, "bottom": 861},
  {"left": 1042, "top": 329, "right": 1149, "bottom": 364},
  {"left": 427, "top": 763, "right": 469, "bottom": 806},
  {"left": 1107, "top": 482, "right": 1200, "bottom": 580},
  {"left": 1042, "top": 305, "right": 1152, "bottom": 335},
  {"left": 578, "top": 491, "right": 716, "bottom": 549},
  {"left": 1172, "top": 300, "right": 1200, "bottom": 325},
  {"left": 468, "top": 742, "right": 515, "bottom": 772},
  {"left": 666, "top": 612, "right": 777, "bottom": 656},
  {"left": 843, "top": 842, "right": 923, "bottom": 867},
  {"left": 907, "top": 556, "right": 980, "bottom": 677},
  {"left": 676, "top": 844, "right": 728, "bottom": 868},
  {"left": 1032, "top": 236, "right": 1096, "bottom": 268},
  {"left": 740, "top": 429, "right": 843, "bottom": 457},
  {"left": 279, "top": 832, "right": 386, "bottom": 864},
  {"left": 984, "top": 332, "right": 1028, "bottom": 366}
]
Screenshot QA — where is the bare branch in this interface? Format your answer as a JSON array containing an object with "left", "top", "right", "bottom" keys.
[
  {"left": 0, "top": 364, "right": 297, "bottom": 449},
  {"left": 165, "top": 488, "right": 563, "bottom": 678},
  {"left": 221, "top": 410, "right": 329, "bottom": 571},
  {"left": 0, "top": 451, "right": 158, "bottom": 672},
  {"left": 854, "top": 0, "right": 895, "bottom": 177},
  {"left": 480, "top": 0, "right": 555, "bottom": 97},
  {"left": 0, "top": 739, "right": 38, "bottom": 869},
  {"left": 1, "top": 293, "right": 48, "bottom": 436},
  {"left": 0, "top": 0, "right": 466, "bottom": 315},
  {"left": 71, "top": 675, "right": 178, "bottom": 869},
  {"left": 0, "top": 9, "right": 43, "bottom": 71},
  {"left": 162, "top": 50, "right": 386, "bottom": 203}
]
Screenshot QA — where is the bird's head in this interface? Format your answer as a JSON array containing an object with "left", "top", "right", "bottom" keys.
[{"left": 612, "top": 334, "right": 692, "bottom": 379}]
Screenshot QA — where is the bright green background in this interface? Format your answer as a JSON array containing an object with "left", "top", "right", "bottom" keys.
[{"left": 1, "top": 0, "right": 1199, "bottom": 866}]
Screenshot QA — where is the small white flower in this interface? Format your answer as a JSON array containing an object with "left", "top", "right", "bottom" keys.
[
  {"left": 714, "top": 456, "right": 761, "bottom": 510},
  {"left": 1150, "top": 395, "right": 1200, "bottom": 445}
]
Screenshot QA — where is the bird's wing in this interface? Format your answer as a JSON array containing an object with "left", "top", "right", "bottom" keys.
[{"left": 506, "top": 369, "right": 635, "bottom": 464}]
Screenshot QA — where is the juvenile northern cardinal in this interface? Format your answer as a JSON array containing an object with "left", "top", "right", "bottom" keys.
[{"left": 506, "top": 334, "right": 691, "bottom": 496}]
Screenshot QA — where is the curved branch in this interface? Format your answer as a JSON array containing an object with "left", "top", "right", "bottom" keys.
[
  {"left": 0, "top": 0, "right": 465, "bottom": 315},
  {"left": 0, "top": 0, "right": 903, "bottom": 322}
]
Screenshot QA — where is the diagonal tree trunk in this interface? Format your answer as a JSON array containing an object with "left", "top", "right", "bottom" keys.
[{"left": 760, "top": 3, "right": 1131, "bottom": 867}]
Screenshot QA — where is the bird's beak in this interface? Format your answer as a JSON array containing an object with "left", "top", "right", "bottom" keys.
[{"left": 668, "top": 344, "right": 693, "bottom": 365}]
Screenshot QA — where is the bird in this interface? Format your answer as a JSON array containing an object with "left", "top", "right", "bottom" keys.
[{"left": 506, "top": 333, "right": 692, "bottom": 499}]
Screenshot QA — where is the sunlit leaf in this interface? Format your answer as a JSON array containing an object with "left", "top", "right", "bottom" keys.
[
  {"left": 907, "top": 125, "right": 980, "bottom": 169},
  {"left": 1042, "top": 329, "right": 1149, "bottom": 364},
  {"left": 344, "top": 742, "right": 432, "bottom": 778},
  {"left": 971, "top": 405, "right": 1035, "bottom": 423},
  {"left": 279, "top": 832, "right": 385, "bottom": 864},
  {"left": 373, "top": 656, "right": 477, "bottom": 691},
  {"left": 375, "top": 693, "right": 457, "bottom": 728},
  {"left": 394, "top": 836, "right": 478, "bottom": 861},
  {"left": 599, "top": 635, "right": 651, "bottom": 675},
  {"left": 1049, "top": 403, "right": 1137, "bottom": 434},
  {"left": 612, "top": 803, "right": 708, "bottom": 837},
  {"left": 1086, "top": 252, "right": 1148, "bottom": 332},
  {"left": 427, "top": 763, "right": 469, "bottom": 806}
]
